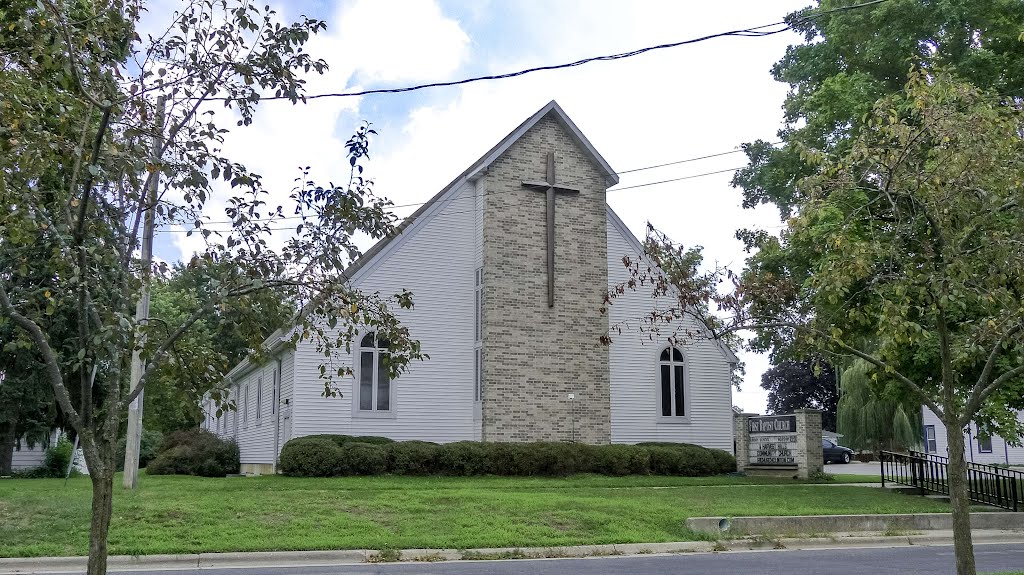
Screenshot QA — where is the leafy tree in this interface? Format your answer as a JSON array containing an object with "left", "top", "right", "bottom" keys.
[
  {"left": 836, "top": 359, "right": 922, "bottom": 452},
  {"left": 760, "top": 358, "right": 838, "bottom": 431},
  {"left": 609, "top": 73, "right": 1024, "bottom": 575},
  {"left": 734, "top": 0, "right": 1024, "bottom": 218},
  {"left": 142, "top": 263, "right": 293, "bottom": 435},
  {"left": 0, "top": 2, "right": 422, "bottom": 574}
]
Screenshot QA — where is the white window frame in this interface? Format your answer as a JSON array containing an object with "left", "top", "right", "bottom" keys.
[
  {"left": 353, "top": 332, "right": 394, "bottom": 418},
  {"left": 656, "top": 346, "right": 690, "bottom": 424},
  {"left": 255, "top": 375, "right": 263, "bottom": 424},
  {"left": 243, "top": 384, "right": 249, "bottom": 428},
  {"left": 272, "top": 362, "right": 281, "bottom": 416},
  {"left": 232, "top": 385, "right": 239, "bottom": 437},
  {"left": 924, "top": 425, "right": 937, "bottom": 453}
]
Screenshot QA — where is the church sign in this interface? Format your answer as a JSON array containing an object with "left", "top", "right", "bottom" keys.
[{"left": 748, "top": 416, "right": 798, "bottom": 467}]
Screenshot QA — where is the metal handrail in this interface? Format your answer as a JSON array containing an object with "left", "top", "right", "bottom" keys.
[
  {"left": 909, "top": 450, "right": 1024, "bottom": 481},
  {"left": 880, "top": 450, "right": 1020, "bottom": 512}
]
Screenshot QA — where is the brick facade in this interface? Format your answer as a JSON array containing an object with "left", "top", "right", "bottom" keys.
[{"left": 481, "top": 113, "right": 611, "bottom": 443}]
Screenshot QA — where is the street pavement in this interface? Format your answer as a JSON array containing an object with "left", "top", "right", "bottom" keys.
[
  {"left": 26, "top": 544, "right": 1024, "bottom": 575},
  {"left": 827, "top": 461, "right": 881, "bottom": 476}
]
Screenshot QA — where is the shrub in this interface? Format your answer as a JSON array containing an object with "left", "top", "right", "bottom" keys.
[
  {"left": 279, "top": 437, "right": 343, "bottom": 477},
  {"left": 299, "top": 434, "right": 394, "bottom": 448},
  {"left": 385, "top": 441, "right": 439, "bottom": 475},
  {"left": 278, "top": 436, "right": 734, "bottom": 478},
  {"left": 146, "top": 429, "right": 239, "bottom": 477},
  {"left": 42, "top": 437, "right": 75, "bottom": 477},
  {"left": 435, "top": 441, "right": 490, "bottom": 476},
  {"left": 116, "top": 428, "right": 165, "bottom": 471},
  {"left": 590, "top": 444, "right": 650, "bottom": 475},
  {"left": 339, "top": 442, "right": 389, "bottom": 475}
]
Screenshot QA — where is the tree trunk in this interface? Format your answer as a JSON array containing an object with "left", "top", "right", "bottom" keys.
[
  {"left": 86, "top": 470, "right": 114, "bottom": 575},
  {"left": 945, "top": 424, "right": 976, "bottom": 575},
  {"left": 0, "top": 422, "right": 16, "bottom": 476}
]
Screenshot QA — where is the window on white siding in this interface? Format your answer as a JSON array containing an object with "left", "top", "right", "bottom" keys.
[
  {"left": 255, "top": 376, "right": 263, "bottom": 423},
  {"left": 243, "top": 385, "right": 249, "bottom": 427},
  {"left": 272, "top": 362, "right": 281, "bottom": 416},
  {"left": 232, "top": 386, "right": 239, "bottom": 437},
  {"left": 475, "top": 268, "right": 483, "bottom": 402},
  {"left": 659, "top": 347, "right": 685, "bottom": 417},
  {"left": 924, "top": 425, "right": 937, "bottom": 453},
  {"left": 357, "top": 332, "right": 391, "bottom": 412},
  {"left": 978, "top": 435, "right": 993, "bottom": 453}
]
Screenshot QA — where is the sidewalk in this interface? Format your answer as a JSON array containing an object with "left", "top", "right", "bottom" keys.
[{"left": 2, "top": 530, "right": 1023, "bottom": 573}]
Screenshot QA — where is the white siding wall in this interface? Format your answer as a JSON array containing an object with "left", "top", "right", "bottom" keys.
[
  {"left": 291, "top": 180, "right": 479, "bottom": 442},
  {"left": 606, "top": 211, "right": 735, "bottom": 452},
  {"left": 923, "top": 407, "right": 1024, "bottom": 465},
  {"left": 208, "top": 350, "right": 293, "bottom": 467},
  {"left": 9, "top": 430, "right": 58, "bottom": 471}
]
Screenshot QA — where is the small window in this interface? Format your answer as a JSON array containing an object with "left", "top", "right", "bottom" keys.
[
  {"left": 822, "top": 439, "right": 833, "bottom": 448},
  {"left": 659, "top": 346, "right": 685, "bottom": 417},
  {"left": 357, "top": 333, "right": 392, "bottom": 412},
  {"left": 978, "top": 435, "right": 993, "bottom": 453},
  {"left": 255, "top": 376, "right": 263, "bottom": 422},
  {"left": 243, "top": 385, "right": 249, "bottom": 426},
  {"left": 924, "top": 425, "right": 937, "bottom": 453}
]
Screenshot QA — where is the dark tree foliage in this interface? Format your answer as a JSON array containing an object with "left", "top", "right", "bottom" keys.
[{"left": 760, "top": 359, "right": 838, "bottom": 431}]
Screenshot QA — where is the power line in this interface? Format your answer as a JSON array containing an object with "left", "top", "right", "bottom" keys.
[
  {"left": 154, "top": 160, "right": 751, "bottom": 234},
  {"left": 154, "top": 141, "right": 779, "bottom": 232},
  {"left": 207, "top": 0, "right": 889, "bottom": 102}
]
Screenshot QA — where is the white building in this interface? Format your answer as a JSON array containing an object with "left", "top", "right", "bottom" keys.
[
  {"left": 205, "top": 102, "right": 738, "bottom": 475},
  {"left": 921, "top": 408, "right": 1024, "bottom": 466}
]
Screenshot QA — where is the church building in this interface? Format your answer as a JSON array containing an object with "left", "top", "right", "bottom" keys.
[{"left": 204, "top": 101, "right": 738, "bottom": 474}]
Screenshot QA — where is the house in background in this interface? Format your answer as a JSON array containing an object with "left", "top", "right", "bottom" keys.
[
  {"left": 921, "top": 408, "right": 1024, "bottom": 466},
  {"left": 203, "top": 101, "right": 739, "bottom": 475}
]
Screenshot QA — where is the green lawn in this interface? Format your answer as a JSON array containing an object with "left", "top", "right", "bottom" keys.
[{"left": 0, "top": 473, "right": 940, "bottom": 558}]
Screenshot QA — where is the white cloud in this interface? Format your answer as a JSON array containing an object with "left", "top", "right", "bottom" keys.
[{"left": 336, "top": 0, "right": 470, "bottom": 84}]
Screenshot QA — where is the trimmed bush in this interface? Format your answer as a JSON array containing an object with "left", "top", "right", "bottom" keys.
[
  {"left": 385, "top": 441, "right": 439, "bottom": 475},
  {"left": 300, "top": 434, "right": 394, "bottom": 448},
  {"left": 435, "top": 441, "right": 490, "bottom": 476},
  {"left": 279, "top": 435, "right": 736, "bottom": 478},
  {"left": 146, "top": 429, "right": 239, "bottom": 477},
  {"left": 279, "top": 437, "right": 343, "bottom": 476},
  {"left": 340, "top": 443, "right": 389, "bottom": 475}
]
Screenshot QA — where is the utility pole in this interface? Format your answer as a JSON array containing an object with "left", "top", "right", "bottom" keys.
[{"left": 123, "top": 95, "right": 165, "bottom": 489}]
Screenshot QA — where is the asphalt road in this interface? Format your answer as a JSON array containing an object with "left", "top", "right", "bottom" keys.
[
  {"left": 51, "top": 544, "right": 1024, "bottom": 575},
  {"left": 825, "top": 461, "right": 881, "bottom": 476}
]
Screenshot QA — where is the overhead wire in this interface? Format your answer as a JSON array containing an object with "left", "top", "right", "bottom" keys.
[{"left": 204, "top": 0, "right": 889, "bottom": 102}]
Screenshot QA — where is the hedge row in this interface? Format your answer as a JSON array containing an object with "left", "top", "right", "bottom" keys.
[{"left": 278, "top": 435, "right": 735, "bottom": 477}]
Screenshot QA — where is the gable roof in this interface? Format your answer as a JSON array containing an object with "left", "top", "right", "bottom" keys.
[{"left": 343, "top": 100, "right": 618, "bottom": 282}]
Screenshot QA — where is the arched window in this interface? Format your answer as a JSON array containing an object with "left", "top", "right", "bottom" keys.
[
  {"left": 659, "top": 347, "right": 685, "bottom": 417},
  {"left": 358, "top": 332, "right": 391, "bottom": 412}
]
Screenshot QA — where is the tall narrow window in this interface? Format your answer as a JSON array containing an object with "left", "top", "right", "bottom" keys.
[
  {"left": 358, "top": 333, "right": 391, "bottom": 412},
  {"left": 978, "top": 435, "right": 993, "bottom": 453},
  {"left": 924, "top": 425, "right": 937, "bottom": 453},
  {"left": 243, "top": 385, "right": 249, "bottom": 427},
  {"left": 232, "top": 385, "right": 239, "bottom": 437},
  {"left": 255, "top": 376, "right": 263, "bottom": 422},
  {"left": 659, "top": 347, "right": 685, "bottom": 417},
  {"left": 475, "top": 267, "right": 483, "bottom": 402},
  {"left": 272, "top": 362, "right": 281, "bottom": 416}
]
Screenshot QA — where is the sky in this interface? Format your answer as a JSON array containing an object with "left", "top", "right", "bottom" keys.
[{"left": 151, "top": 0, "right": 813, "bottom": 413}]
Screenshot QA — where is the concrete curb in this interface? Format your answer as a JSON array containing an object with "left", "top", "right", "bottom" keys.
[
  {"left": 686, "top": 512, "right": 1024, "bottom": 535},
  {"left": 2, "top": 531, "right": 1023, "bottom": 573}
]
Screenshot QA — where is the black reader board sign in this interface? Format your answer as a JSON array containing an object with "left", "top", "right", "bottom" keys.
[{"left": 748, "top": 415, "right": 797, "bottom": 434}]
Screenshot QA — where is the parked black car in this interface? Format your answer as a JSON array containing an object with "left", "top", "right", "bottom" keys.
[{"left": 823, "top": 439, "right": 854, "bottom": 464}]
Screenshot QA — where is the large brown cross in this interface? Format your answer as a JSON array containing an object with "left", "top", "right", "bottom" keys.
[{"left": 522, "top": 152, "right": 580, "bottom": 308}]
